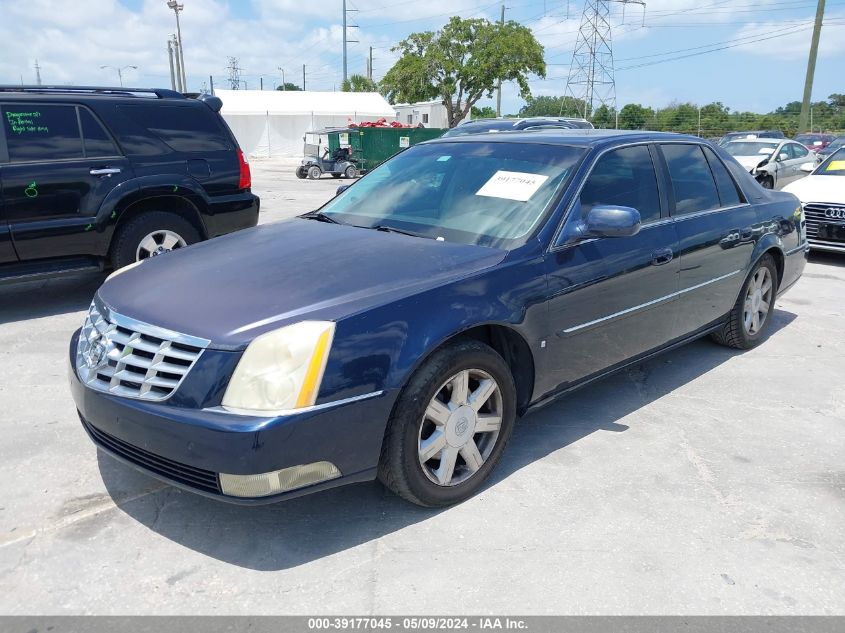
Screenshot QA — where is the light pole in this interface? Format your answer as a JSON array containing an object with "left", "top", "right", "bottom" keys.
[
  {"left": 167, "top": 1, "right": 187, "bottom": 91},
  {"left": 101, "top": 65, "right": 137, "bottom": 87},
  {"left": 278, "top": 66, "right": 285, "bottom": 91}
]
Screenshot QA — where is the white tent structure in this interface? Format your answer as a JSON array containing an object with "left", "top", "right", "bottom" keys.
[{"left": 217, "top": 89, "right": 397, "bottom": 158}]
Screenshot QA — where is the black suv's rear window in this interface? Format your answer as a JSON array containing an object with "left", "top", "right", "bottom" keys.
[{"left": 117, "top": 104, "right": 231, "bottom": 152}]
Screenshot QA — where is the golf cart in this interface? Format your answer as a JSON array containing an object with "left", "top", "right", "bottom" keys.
[{"left": 296, "top": 129, "right": 358, "bottom": 180}]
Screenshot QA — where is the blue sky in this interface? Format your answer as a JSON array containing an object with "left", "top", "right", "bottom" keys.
[{"left": 1, "top": 0, "right": 843, "bottom": 116}]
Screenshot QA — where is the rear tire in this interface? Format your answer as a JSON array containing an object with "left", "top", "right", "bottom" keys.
[
  {"left": 110, "top": 211, "right": 201, "bottom": 269},
  {"left": 344, "top": 165, "right": 357, "bottom": 179},
  {"left": 378, "top": 339, "right": 516, "bottom": 507},
  {"left": 711, "top": 254, "right": 778, "bottom": 349}
]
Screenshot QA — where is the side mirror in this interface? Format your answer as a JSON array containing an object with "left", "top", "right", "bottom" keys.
[
  {"left": 576, "top": 205, "right": 642, "bottom": 239},
  {"left": 336, "top": 185, "right": 350, "bottom": 196},
  {"left": 799, "top": 162, "right": 815, "bottom": 173},
  {"left": 777, "top": 153, "right": 788, "bottom": 162}
]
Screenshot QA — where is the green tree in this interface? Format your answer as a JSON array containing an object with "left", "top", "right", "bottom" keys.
[
  {"left": 275, "top": 83, "right": 302, "bottom": 91},
  {"left": 342, "top": 74, "right": 379, "bottom": 92},
  {"left": 381, "top": 16, "right": 546, "bottom": 127},
  {"left": 471, "top": 105, "right": 498, "bottom": 119},
  {"left": 591, "top": 104, "right": 614, "bottom": 128},
  {"left": 618, "top": 103, "right": 653, "bottom": 129},
  {"left": 518, "top": 95, "right": 586, "bottom": 118}
]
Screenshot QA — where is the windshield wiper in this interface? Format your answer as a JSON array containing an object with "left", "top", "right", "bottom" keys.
[
  {"left": 371, "top": 224, "right": 434, "bottom": 239},
  {"left": 300, "top": 210, "right": 343, "bottom": 224}
]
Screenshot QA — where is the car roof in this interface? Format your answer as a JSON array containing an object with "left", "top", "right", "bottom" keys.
[
  {"left": 430, "top": 128, "right": 703, "bottom": 148},
  {"left": 725, "top": 138, "right": 782, "bottom": 144}
]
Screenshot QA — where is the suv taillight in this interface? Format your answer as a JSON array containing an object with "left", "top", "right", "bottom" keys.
[{"left": 237, "top": 149, "right": 251, "bottom": 190}]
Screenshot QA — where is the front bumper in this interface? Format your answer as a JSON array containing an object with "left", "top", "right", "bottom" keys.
[{"left": 69, "top": 331, "right": 395, "bottom": 504}]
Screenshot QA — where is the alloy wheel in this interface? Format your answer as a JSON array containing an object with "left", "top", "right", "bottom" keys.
[
  {"left": 743, "top": 267, "right": 773, "bottom": 335},
  {"left": 418, "top": 368, "right": 503, "bottom": 487},
  {"left": 136, "top": 230, "right": 187, "bottom": 261}
]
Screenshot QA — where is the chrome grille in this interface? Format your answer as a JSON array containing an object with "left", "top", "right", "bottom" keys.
[
  {"left": 804, "top": 202, "right": 845, "bottom": 240},
  {"left": 76, "top": 299, "right": 209, "bottom": 401}
]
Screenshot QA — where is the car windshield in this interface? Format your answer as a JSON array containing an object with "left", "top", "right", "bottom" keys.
[
  {"left": 823, "top": 138, "right": 844, "bottom": 151},
  {"left": 317, "top": 141, "right": 586, "bottom": 248},
  {"left": 725, "top": 141, "right": 778, "bottom": 156},
  {"left": 814, "top": 148, "right": 845, "bottom": 176}
]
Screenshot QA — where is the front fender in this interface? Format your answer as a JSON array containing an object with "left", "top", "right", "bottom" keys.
[{"left": 316, "top": 254, "right": 548, "bottom": 406}]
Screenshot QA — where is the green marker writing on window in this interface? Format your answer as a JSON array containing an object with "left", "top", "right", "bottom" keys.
[{"left": 24, "top": 182, "right": 38, "bottom": 198}]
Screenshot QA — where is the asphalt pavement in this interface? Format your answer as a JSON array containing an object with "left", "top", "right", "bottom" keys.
[{"left": 0, "top": 159, "right": 842, "bottom": 614}]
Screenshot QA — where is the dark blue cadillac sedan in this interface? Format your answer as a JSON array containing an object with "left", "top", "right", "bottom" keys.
[{"left": 70, "top": 130, "right": 807, "bottom": 506}]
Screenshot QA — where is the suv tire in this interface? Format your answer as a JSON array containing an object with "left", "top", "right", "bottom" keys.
[{"left": 111, "top": 211, "right": 201, "bottom": 269}]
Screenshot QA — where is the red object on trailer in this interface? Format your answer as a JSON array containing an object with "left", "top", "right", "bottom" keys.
[{"left": 348, "top": 117, "right": 414, "bottom": 129}]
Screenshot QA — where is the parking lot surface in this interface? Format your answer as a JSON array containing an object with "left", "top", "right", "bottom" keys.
[{"left": 0, "top": 159, "right": 843, "bottom": 614}]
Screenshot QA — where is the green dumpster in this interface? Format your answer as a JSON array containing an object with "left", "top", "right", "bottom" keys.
[{"left": 327, "top": 127, "right": 445, "bottom": 173}]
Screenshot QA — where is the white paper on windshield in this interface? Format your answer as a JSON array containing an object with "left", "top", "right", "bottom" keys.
[{"left": 476, "top": 170, "right": 549, "bottom": 202}]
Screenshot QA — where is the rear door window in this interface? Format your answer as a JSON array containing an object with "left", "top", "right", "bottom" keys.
[
  {"left": 2, "top": 104, "right": 83, "bottom": 162},
  {"left": 579, "top": 145, "right": 662, "bottom": 223},
  {"left": 117, "top": 104, "right": 231, "bottom": 152},
  {"left": 79, "top": 108, "right": 119, "bottom": 157},
  {"left": 702, "top": 147, "right": 743, "bottom": 207},
  {"left": 661, "top": 144, "right": 721, "bottom": 215}
]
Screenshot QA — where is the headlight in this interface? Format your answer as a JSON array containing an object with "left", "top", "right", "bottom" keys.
[{"left": 222, "top": 321, "right": 335, "bottom": 414}]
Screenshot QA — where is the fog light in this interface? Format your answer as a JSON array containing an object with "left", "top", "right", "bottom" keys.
[{"left": 219, "top": 462, "right": 341, "bottom": 498}]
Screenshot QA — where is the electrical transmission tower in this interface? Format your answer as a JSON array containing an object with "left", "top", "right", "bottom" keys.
[
  {"left": 563, "top": 0, "right": 645, "bottom": 120},
  {"left": 227, "top": 57, "right": 241, "bottom": 90}
]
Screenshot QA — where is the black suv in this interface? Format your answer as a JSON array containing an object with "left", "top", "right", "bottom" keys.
[{"left": 0, "top": 86, "right": 259, "bottom": 282}]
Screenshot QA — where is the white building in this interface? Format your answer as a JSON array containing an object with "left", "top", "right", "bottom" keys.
[
  {"left": 393, "top": 100, "right": 461, "bottom": 129},
  {"left": 217, "top": 89, "right": 397, "bottom": 158}
]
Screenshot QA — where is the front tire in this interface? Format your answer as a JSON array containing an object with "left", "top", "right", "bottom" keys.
[
  {"left": 711, "top": 254, "right": 778, "bottom": 349},
  {"left": 758, "top": 175, "right": 774, "bottom": 189},
  {"left": 378, "top": 339, "right": 516, "bottom": 507},
  {"left": 110, "top": 211, "right": 200, "bottom": 269},
  {"left": 307, "top": 165, "right": 322, "bottom": 180}
]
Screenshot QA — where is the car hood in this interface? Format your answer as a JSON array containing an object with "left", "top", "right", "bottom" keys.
[
  {"left": 98, "top": 219, "right": 506, "bottom": 349},
  {"left": 733, "top": 155, "right": 770, "bottom": 171},
  {"left": 782, "top": 175, "right": 845, "bottom": 203}
]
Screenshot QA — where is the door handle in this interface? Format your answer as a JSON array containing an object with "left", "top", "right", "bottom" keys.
[
  {"left": 90, "top": 167, "right": 121, "bottom": 176},
  {"left": 651, "top": 247, "right": 674, "bottom": 266}
]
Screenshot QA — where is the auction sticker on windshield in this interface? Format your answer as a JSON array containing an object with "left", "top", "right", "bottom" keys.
[
  {"left": 476, "top": 170, "right": 549, "bottom": 202},
  {"left": 826, "top": 160, "right": 845, "bottom": 172}
]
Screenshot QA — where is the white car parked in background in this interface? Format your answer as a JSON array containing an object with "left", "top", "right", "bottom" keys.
[
  {"left": 724, "top": 138, "right": 817, "bottom": 190},
  {"left": 783, "top": 148, "right": 845, "bottom": 254}
]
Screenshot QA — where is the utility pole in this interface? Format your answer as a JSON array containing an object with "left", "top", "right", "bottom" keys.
[
  {"left": 278, "top": 66, "right": 286, "bottom": 90},
  {"left": 167, "top": 40, "right": 177, "bottom": 90},
  {"left": 496, "top": 5, "right": 506, "bottom": 117},
  {"left": 34, "top": 59, "right": 42, "bottom": 86},
  {"left": 101, "top": 65, "right": 137, "bottom": 88},
  {"left": 563, "top": 0, "right": 646, "bottom": 119},
  {"left": 209, "top": 75, "right": 214, "bottom": 94},
  {"left": 342, "top": 0, "right": 359, "bottom": 83},
  {"left": 171, "top": 35, "right": 184, "bottom": 92},
  {"left": 799, "top": 0, "right": 825, "bottom": 133},
  {"left": 303, "top": 64, "right": 306, "bottom": 90},
  {"left": 167, "top": 1, "right": 187, "bottom": 91},
  {"left": 368, "top": 46, "right": 373, "bottom": 81}
]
